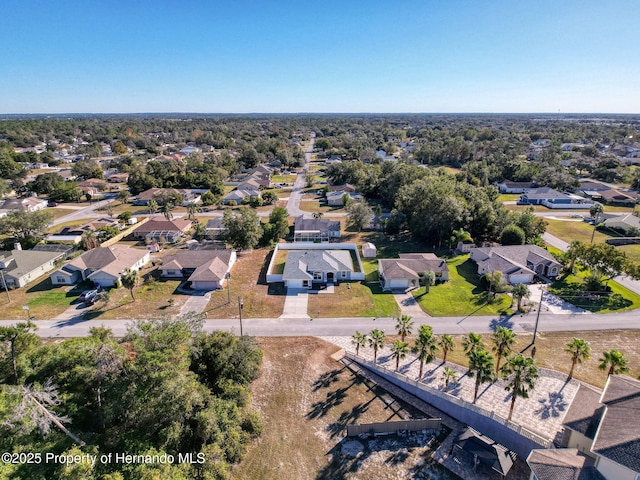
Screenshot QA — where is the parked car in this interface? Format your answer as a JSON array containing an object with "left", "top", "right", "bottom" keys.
[
  {"left": 570, "top": 214, "right": 583, "bottom": 218},
  {"left": 78, "top": 289, "right": 99, "bottom": 302},
  {"left": 47, "top": 201, "right": 59, "bottom": 207}
]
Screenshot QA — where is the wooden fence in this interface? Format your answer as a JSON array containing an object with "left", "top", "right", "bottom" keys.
[{"left": 346, "top": 418, "right": 442, "bottom": 437}]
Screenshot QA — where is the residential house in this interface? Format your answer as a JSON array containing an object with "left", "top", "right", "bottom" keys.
[
  {"left": 132, "top": 188, "right": 201, "bottom": 206},
  {"left": 131, "top": 218, "right": 192, "bottom": 240},
  {"left": 293, "top": 216, "right": 340, "bottom": 242},
  {"left": 470, "top": 245, "right": 562, "bottom": 284},
  {"left": 205, "top": 217, "right": 225, "bottom": 240},
  {"left": 495, "top": 180, "right": 536, "bottom": 194},
  {"left": 378, "top": 253, "right": 449, "bottom": 291},
  {"left": 0, "top": 248, "right": 66, "bottom": 288},
  {"left": 49, "top": 245, "right": 150, "bottom": 288},
  {"left": 326, "top": 191, "right": 363, "bottom": 206},
  {"left": 160, "top": 249, "right": 236, "bottom": 290},
  {"left": 282, "top": 249, "right": 355, "bottom": 288},
  {"left": 0, "top": 197, "right": 48, "bottom": 214},
  {"left": 327, "top": 183, "right": 357, "bottom": 193},
  {"left": 47, "top": 217, "right": 121, "bottom": 244},
  {"left": 597, "top": 189, "right": 638, "bottom": 206},
  {"left": 520, "top": 187, "right": 596, "bottom": 209},
  {"left": 223, "top": 189, "right": 260, "bottom": 204},
  {"left": 527, "top": 375, "right": 640, "bottom": 480},
  {"left": 107, "top": 173, "right": 129, "bottom": 183},
  {"left": 597, "top": 213, "right": 640, "bottom": 234},
  {"left": 237, "top": 179, "right": 262, "bottom": 191},
  {"left": 77, "top": 178, "right": 108, "bottom": 196}
]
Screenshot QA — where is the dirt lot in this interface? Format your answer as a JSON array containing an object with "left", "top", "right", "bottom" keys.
[{"left": 234, "top": 337, "right": 460, "bottom": 480}]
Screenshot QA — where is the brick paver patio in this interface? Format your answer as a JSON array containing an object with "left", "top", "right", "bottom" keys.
[{"left": 321, "top": 336, "right": 580, "bottom": 444}]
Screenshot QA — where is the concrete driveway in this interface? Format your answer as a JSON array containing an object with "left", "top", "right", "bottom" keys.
[{"left": 280, "top": 288, "right": 309, "bottom": 319}]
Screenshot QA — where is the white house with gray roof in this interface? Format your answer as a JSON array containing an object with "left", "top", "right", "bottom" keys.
[
  {"left": 0, "top": 249, "right": 66, "bottom": 288},
  {"left": 470, "top": 245, "right": 562, "bottom": 284},
  {"left": 283, "top": 250, "right": 355, "bottom": 288}
]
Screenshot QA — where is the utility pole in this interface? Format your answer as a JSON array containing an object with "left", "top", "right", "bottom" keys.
[
  {"left": 532, "top": 287, "right": 544, "bottom": 344},
  {"left": 238, "top": 296, "right": 244, "bottom": 336},
  {"left": 226, "top": 272, "right": 231, "bottom": 304}
]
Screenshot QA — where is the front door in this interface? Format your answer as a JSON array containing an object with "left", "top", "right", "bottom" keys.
[{"left": 327, "top": 272, "right": 334, "bottom": 282}]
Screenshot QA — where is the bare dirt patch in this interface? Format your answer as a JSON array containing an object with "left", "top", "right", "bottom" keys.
[{"left": 234, "top": 337, "right": 459, "bottom": 480}]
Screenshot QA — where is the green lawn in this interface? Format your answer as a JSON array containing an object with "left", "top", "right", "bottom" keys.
[
  {"left": 550, "top": 270, "right": 640, "bottom": 313},
  {"left": 544, "top": 219, "right": 614, "bottom": 244},
  {"left": 412, "top": 254, "right": 512, "bottom": 316},
  {"left": 498, "top": 194, "right": 520, "bottom": 202}
]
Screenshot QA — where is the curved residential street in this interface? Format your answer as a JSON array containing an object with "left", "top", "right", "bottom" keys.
[{"left": 285, "top": 135, "right": 314, "bottom": 218}]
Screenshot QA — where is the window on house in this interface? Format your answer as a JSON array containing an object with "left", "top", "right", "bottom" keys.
[
  {"left": 313, "top": 272, "right": 322, "bottom": 280},
  {"left": 56, "top": 276, "right": 66, "bottom": 283},
  {"left": 341, "top": 271, "right": 347, "bottom": 278}
]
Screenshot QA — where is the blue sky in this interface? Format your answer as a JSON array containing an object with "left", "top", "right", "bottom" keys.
[{"left": 1, "top": 0, "right": 638, "bottom": 113}]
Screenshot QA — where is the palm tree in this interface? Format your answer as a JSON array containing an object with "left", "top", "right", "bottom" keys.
[
  {"left": 120, "top": 268, "right": 139, "bottom": 302},
  {"left": 565, "top": 338, "right": 591, "bottom": 378},
  {"left": 438, "top": 334, "right": 455, "bottom": 363},
  {"left": 312, "top": 211, "right": 324, "bottom": 219},
  {"left": 484, "top": 270, "right": 505, "bottom": 299},
  {"left": 368, "top": 329, "right": 386, "bottom": 363},
  {"left": 462, "top": 332, "right": 485, "bottom": 357},
  {"left": 511, "top": 283, "right": 530, "bottom": 311},
  {"left": 468, "top": 349, "right": 494, "bottom": 404},
  {"left": 413, "top": 325, "right": 437, "bottom": 378},
  {"left": 590, "top": 203, "right": 604, "bottom": 220},
  {"left": 503, "top": 354, "right": 539, "bottom": 421},
  {"left": 395, "top": 315, "right": 414, "bottom": 342},
  {"left": 80, "top": 231, "right": 99, "bottom": 251},
  {"left": 492, "top": 327, "right": 517, "bottom": 374},
  {"left": 148, "top": 199, "right": 159, "bottom": 215},
  {"left": 351, "top": 331, "right": 367, "bottom": 357},
  {"left": 420, "top": 270, "right": 436, "bottom": 293},
  {"left": 391, "top": 340, "right": 409, "bottom": 371},
  {"left": 442, "top": 367, "right": 458, "bottom": 392},
  {"left": 566, "top": 241, "right": 586, "bottom": 273},
  {"left": 186, "top": 202, "right": 202, "bottom": 221},
  {"left": 162, "top": 202, "right": 174, "bottom": 221},
  {"left": 598, "top": 349, "right": 630, "bottom": 376},
  {"left": 116, "top": 190, "right": 130, "bottom": 205}
]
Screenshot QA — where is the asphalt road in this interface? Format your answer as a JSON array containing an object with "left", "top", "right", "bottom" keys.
[{"left": 285, "top": 136, "right": 314, "bottom": 218}]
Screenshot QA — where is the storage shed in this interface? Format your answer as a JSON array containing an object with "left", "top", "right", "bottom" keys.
[{"left": 362, "top": 242, "right": 377, "bottom": 258}]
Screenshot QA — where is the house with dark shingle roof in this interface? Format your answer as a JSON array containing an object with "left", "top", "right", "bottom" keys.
[
  {"left": 470, "top": 245, "right": 562, "bottom": 284},
  {"left": 378, "top": 253, "right": 449, "bottom": 291},
  {"left": 496, "top": 180, "right": 536, "bottom": 193},
  {"left": 160, "top": 250, "right": 236, "bottom": 290},
  {"left": 293, "top": 216, "right": 340, "bottom": 242},
  {"left": 527, "top": 375, "right": 640, "bottom": 480}
]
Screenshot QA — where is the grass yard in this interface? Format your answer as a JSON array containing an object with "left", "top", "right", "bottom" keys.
[
  {"left": 549, "top": 270, "right": 640, "bottom": 313},
  {"left": 618, "top": 244, "right": 640, "bottom": 263},
  {"left": 271, "top": 174, "right": 296, "bottom": 184},
  {"left": 0, "top": 276, "right": 77, "bottom": 320},
  {"left": 307, "top": 282, "right": 399, "bottom": 318},
  {"left": 204, "top": 248, "right": 286, "bottom": 318},
  {"left": 236, "top": 337, "right": 459, "bottom": 480},
  {"left": 419, "top": 330, "right": 640, "bottom": 389},
  {"left": 412, "top": 255, "right": 512, "bottom": 316},
  {"left": 46, "top": 207, "right": 79, "bottom": 220},
  {"left": 498, "top": 194, "right": 520, "bottom": 202},
  {"left": 544, "top": 218, "right": 614, "bottom": 244},
  {"left": 299, "top": 200, "right": 344, "bottom": 214}
]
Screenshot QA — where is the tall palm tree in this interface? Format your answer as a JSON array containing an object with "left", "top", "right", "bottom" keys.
[
  {"left": 395, "top": 315, "right": 414, "bottom": 342},
  {"left": 80, "top": 231, "right": 99, "bottom": 251},
  {"left": 438, "top": 334, "right": 455, "bottom": 363},
  {"left": 468, "top": 349, "right": 494, "bottom": 404},
  {"left": 351, "top": 331, "right": 367, "bottom": 357},
  {"left": 186, "top": 202, "right": 202, "bottom": 221},
  {"left": 442, "top": 367, "right": 458, "bottom": 392},
  {"left": 598, "top": 349, "right": 630, "bottom": 376},
  {"left": 503, "top": 354, "right": 539, "bottom": 421},
  {"left": 565, "top": 338, "right": 591, "bottom": 378},
  {"left": 492, "top": 327, "right": 517, "bottom": 374},
  {"left": 368, "top": 329, "right": 386, "bottom": 363},
  {"left": 391, "top": 340, "right": 409, "bottom": 371},
  {"left": 312, "top": 211, "right": 324, "bottom": 219},
  {"left": 120, "top": 268, "right": 139, "bottom": 302},
  {"left": 162, "top": 202, "right": 174, "bottom": 221},
  {"left": 413, "top": 325, "right": 437, "bottom": 378},
  {"left": 462, "top": 332, "right": 485, "bottom": 357},
  {"left": 511, "top": 283, "right": 530, "bottom": 311}
]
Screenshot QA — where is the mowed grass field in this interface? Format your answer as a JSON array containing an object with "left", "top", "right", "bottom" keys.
[
  {"left": 544, "top": 218, "right": 614, "bottom": 244},
  {"left": 412, "top": 255, "right": 512, "bottom": 316}
]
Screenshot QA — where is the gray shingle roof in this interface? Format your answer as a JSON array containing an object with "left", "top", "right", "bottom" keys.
[
  {"left": 592, "top": 375, "right": 640, "bottom": 473},
  {"left": 527, "top": 449, "right": 605, "bottom": 480},
  {"left": 282, "top": 250, "right": 353, "bottom": 281},
  {"left": 294, "top": 216, "right": 340, "bottom": 234},
  {"left": 562, "top": 384, "right": 604, "bottom": 439}
]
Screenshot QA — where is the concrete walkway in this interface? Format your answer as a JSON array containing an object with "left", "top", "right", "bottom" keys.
[
  {"left": 280, "top": 288, "right": 310, "bottom": 319},
  {"left": 393, "top": 290, "right": 429, "bottom": 317}
]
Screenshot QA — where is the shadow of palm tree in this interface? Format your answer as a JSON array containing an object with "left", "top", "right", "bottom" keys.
[{"left": 535, "top": 392, "right": 568, "bottom": 420}]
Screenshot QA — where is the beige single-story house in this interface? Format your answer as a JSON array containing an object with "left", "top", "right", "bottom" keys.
[
  {"left": 378, "top": 253, "right": 449, "bottom": 291},
  {"left": 160, "top": 249, "right": 236, "bottom": 291},
  {"left": 50, "top": 245, "right": 151, "bottom": 288},
  {"left": 470, "top": 245, "right": 562, "bottom": 284}
]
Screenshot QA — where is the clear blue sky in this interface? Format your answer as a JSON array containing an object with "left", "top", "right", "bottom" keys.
[{"left": 1, "top": 0, "right": 638, "bottom": 114}]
